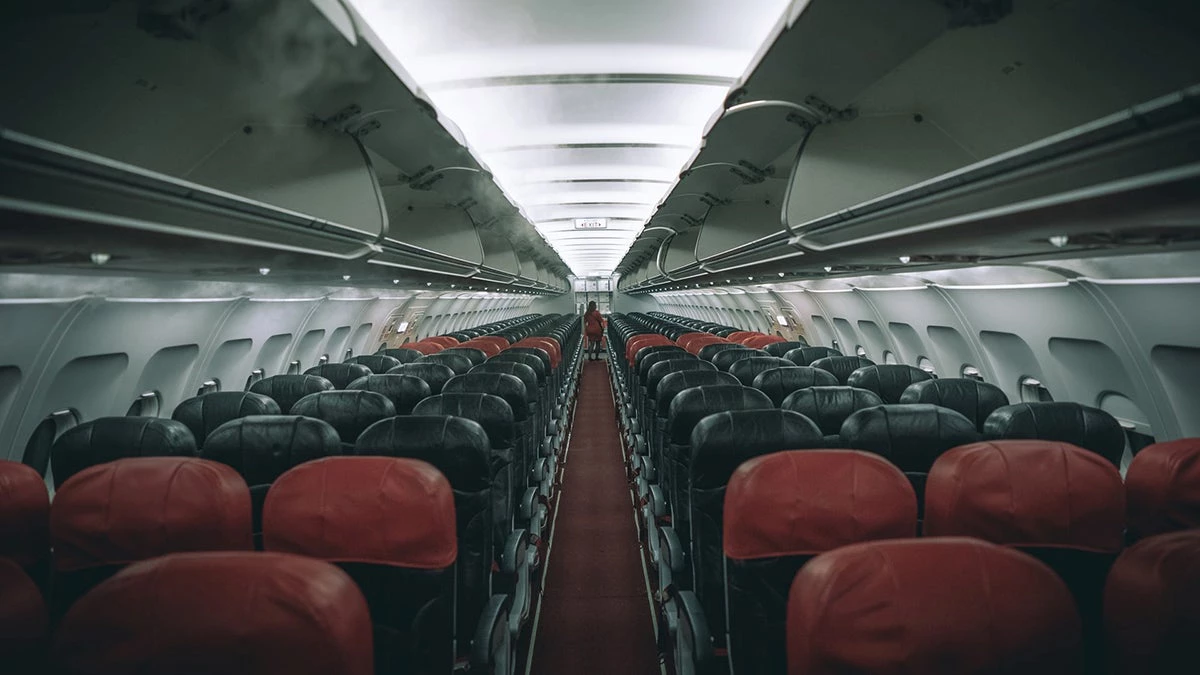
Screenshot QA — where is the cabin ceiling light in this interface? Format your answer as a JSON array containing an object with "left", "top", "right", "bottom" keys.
[
  {"left": 393, "top": 279, "right": 400, "bottom": 284},
  {"left": 342, "top": 274, "right": 351, "bottom": 281},
  {"left": 345, "top": 0, "right": 792, "bottom": 276},
  {"left": 778, "top": 272, "right": 785, "bottom": 277},
  {"left": 1049, "top": 235, "right": 1070, "bottom": 248},
  {"left": 824, "top": 266, "right": 833, "bottom": 272},
  {"left": 258, "top": 267, "right": 271, "bottom": 276},
  {"left": 90, "top": 252, "right": 111, "bottom": 265},
  {"left": 898, "top": 255, "right": 911, "bottom": 264}
]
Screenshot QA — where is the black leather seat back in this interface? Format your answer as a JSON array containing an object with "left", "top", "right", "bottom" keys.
[
  {"left": 354, "top": 415, "right": 494, "bottom": 641},
  {"left": 443, "top": 373, "right": 529, "bottom": 423},
  {"left": 386, "top": 362, "right": 456, "bottom": 395},
  {"left": 646, "top": 360, "right": 717, "bottom": 410},
  {"left": 440, "top": 348, "right": 488, "bottom": 368},
  {"left": 469, "top": 363, "right": 539, "bottom": 406},
  {"left": 172, "top": 391, "right": 281, "bottom": 448},
  {"left": 304, "top": 363, "right": 373, "bottom": 389},
  {"left": 752, "top": 367, "right": 838, "bottom": 406},
  {"left": 900, "top": 378, "right": 1009, "bottom": 430},
  {"left": 713, "top": 348, "right": 769, "bottom": 373},
  {"left": 417, "top": 352, "right": 474, "bottom": 376},
  {"left": 50, "top": 417, "right": 197, "bottom": 489},
  {"left": 250, "top": 374, "right": 334, "bottom": 414},
  {"left": 289, "top": 391, "right": 397, "bottom": 450},
  {"left": 781, "top": 386, "right": 883, "bottom": 445},
  {"left": 202, "top": 414, "right": 340, "bottom": 545},
  {"left": 501, "top": 347, "right": 551, "bottom": 379},
  {"left": 655, "top": 370, "right": 740, "bottom": 425},
  {"left": 346, "top": 354, "right": 402, "bottom": 374},
  {"left": 983, "top": 402, "right": 1125, "bottom": 466},
  {"left": 762, "top": 340, "right": 809, "bottom": 357},
  {"left": 689, "top": 410, "right": 824, "bottom": 633},
  {"left": 847, "top": 364, "right": 934, "bottom": 404},
  {"left": 634, "top": 345, "right": 687, "bottom": 375},
  {"left": 841, "top": 403, "right": 980, "bottom": 512},
  {"left": 782, "top": 346, "right": 841, "bottom": 366},
  {"left": 378, "top": 348, "right": 424, "bottom": 364},
  {"left": 810, "top": 356, "right": 875, "bottom": 384},
  {"left": 486, "top": 352, "right": 547, "bottom": 387},
  {"left": 346, "top": 374, "right": 431, "bottom": 415},
  {"left": 698, "top": 342, "right": 744, "bottom": 362},
  {"left": 729, "top": 357, "right": 795, "bottom": 388}
]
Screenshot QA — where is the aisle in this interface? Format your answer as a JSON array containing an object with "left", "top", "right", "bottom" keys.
[{"left": 529, "top": 360, "right": 661, "bottom": 675}]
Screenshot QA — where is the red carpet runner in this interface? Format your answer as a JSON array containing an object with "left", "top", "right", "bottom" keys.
[{"left": 530, "top": 360, "right": 660, "bottom": 674}]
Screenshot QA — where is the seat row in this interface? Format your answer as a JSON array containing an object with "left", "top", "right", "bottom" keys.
[
  {"left": 604, "top": 314, "right": 1199, "bottom": 674},
  {"left": 0, "top": 314, "right": 586, "bottom": 674}
]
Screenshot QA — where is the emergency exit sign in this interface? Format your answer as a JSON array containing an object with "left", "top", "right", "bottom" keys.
[{"left": 574, "top": 218, "right": 608, "bottom": 230}]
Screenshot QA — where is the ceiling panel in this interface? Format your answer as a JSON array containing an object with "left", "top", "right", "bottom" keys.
[{"left": 347, "top": 0, "right": 793, "bottom": 275}]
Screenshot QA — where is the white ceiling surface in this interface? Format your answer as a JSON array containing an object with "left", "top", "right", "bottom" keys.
[{"left": 345, "top": 0, "right": 793, "bottom": 276}]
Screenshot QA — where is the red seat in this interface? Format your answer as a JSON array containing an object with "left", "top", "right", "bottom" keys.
[
  {"left": 517, "top": 338, "right": 561, "bottom": 368},
  {"left": 625, "top": 334, "right": 672, "bottom": 365},
  {"left": 1124, "top": 438, "right": 1200, "bottom": 540},
  {"left": 787, "top": 538, "right": 1082, "bottom": 674},
  {"left": 0, "top": 558, "right": 47, "bottom": 675},
  {"left": 0, "top": 461, "right": 49, "bottom": 574},
  {"left": 407, "top": 341, "right": 445, "bottom": 355},
  {"left": 924, "top": 440, "right": 1124, "bottom": 673},
  {"left": 460, "top": 339, "right": 502, "bottom": 357},
  {"left": 53, "top": 551, "right": 373, "bottom": 675},
  {"left": 727, "top": 331, "right": 762, "bottom": 345},
  {"left": 1104, "top": 529, "right": 1200, "bottom": 674},
  {"left": 426, "top": 336, "right": 460, "bottom": 348},
  {"left": 49, "top": 457, "right": 252, "bottom": 617},
  {"left": 742, "top": 334, "right": 787, "bottom": 350}
]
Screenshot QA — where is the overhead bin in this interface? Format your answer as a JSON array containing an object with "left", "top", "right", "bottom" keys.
[
  {"left": 0, "top": 0, "right": 567, "bottom": 291},
  {"left": 621, "top": 0, "right": 1200, "bottom": 292}
]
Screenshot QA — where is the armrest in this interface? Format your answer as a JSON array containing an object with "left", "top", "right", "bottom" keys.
[
  {"left": 500, "top": 529, "right": 530, "bottom": 577},
  {"left": 470, "top": 594, "right": 513, "bottom": 673},
  {"left": 520, "top": 488, "right": 542, "bottom": 524},
  {"left": 658, "top": 526, "right": 686, "bottom": 578},
  {"left": 677, "top": 590, "right": 714, "bottom": 672}
]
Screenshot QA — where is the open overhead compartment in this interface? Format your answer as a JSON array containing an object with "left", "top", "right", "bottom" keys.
[
  {"left": 621, "top": 0, "right": 1200, "bottom": 293},
  {"left": 0, "top": 0, "right": 567, "bottom": 292}
]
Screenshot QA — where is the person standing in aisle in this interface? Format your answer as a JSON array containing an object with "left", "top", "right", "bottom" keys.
[{"left": 584, "top": 301, "right": 604, "bottom": 361}]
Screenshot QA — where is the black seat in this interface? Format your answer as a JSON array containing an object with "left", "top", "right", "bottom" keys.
[
  {"left": 470, "top": 362, "right": 548, "bottom": 479},
  {"left": 781, "top": 386, "right": 883, "bottom": 447},
  {"left": 171, "top": 392, "right": 280, "bottom": 449},
  {"left": 304, "top": 363, "right": 373, "bottom": 389},
  {"left": 345, "top": 354, "right": 402, "bottom": 374},
  {"left": 762, "top": 340, "right": 809, "bottom": 357},
  {"left": 202, "top": 415, "right": 340, "bottom": 548},
  {"left": 440, "top": 348, "right": 488, "bottom": 368},
  {"left": 751, "top": 367, "right": 838, "bottom": 406},
  {"left": 249, "top": 374, "right": 334, "bottom": 414},
  {"left": 354, "top": 415, "right": 494, "bottom": 660},
  {"left": 810, "top": 355, "right": 875, "bottom": 384},
  {"left": 983, "top": 402, "right": 1125, "bottom": 467},
  {"left": 847, "top": 364, "right": 934, "bottom": 404},
  {"left": 346, "top": 374, "right": 431, "bottom": 415},
  {"left": 712, "top": 349, "right": 768, "bottom": 373},
  {"left": 782, "top": 346, "right": 841, "bottom": 366},
  {"left": 698, "top": 342, "right": 745, "bottom": 362},
  {"left": 418, "top": 352, "right": 474, "bottom": 376},
  {"left": 289, "top": 391, "right": 397, "bottom": 452},
  {"left": 50, "top": 417, "right": 197, "bottom": 489},
  {"left": 387, "top": 362, "right": 456, "bottom": 395},
  {"left": 687, "top": 410, "right": 823, "bottom": 642},
  {"left": 650, "top": 370, "right": 740, "bottom": 492},
  {"left": 378, "top": 348, "right": 423, "bottom": 364},
  {"left": 841, "top": 403, "right": 981, "bottom": 516},
  {"left": 443, "top": 373, "right": 534, "bottom": 494},
  {"left": 900, "top": 378, "right": 1009, "bottom": 431},
  {"left": 728, "top": 357, "right": 795, "bottom": 388}
]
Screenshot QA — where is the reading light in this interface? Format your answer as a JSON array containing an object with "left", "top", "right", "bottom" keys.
[
  {"left": 778, "top": 272, "right": 785, "bottom": 277},
  {"left": 1049, "top": 235, "right": 1070, "bottom": 248},
  {"left": 258, "top": 267, "right": 270, "bottom": 276},
  {"left": 90, "top": 252, "right": 111, "bottom": 265},
  {"left": 898, "top": 255, "right": 911, "bottom": 264},
  {"left": 342, "top": 275, "right": 351, "bottom": 281},
  {"left": 393, "top": 279, "right": 400, "bottom": 284},
  {"left": 824, "top": 266, "right": 833, "bottom": 272}
]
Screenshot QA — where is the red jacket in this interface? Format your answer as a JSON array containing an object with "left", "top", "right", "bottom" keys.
[{"left": 585, "top": 310, "right": 604, "bottom": 338}]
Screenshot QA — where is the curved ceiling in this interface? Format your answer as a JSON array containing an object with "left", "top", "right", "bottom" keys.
[{"left": 345, "top": 0, "right": 794, "bottom": 276}]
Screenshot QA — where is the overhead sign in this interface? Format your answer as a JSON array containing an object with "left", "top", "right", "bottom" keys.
[{"left": 574, "top": 218, "right": 608, "bottom": 230}]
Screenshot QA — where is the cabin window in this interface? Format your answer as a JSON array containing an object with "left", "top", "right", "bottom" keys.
[
  {"left": 245, "top": 369, "right": 265, "bottom": 390},
  {"left": 318, "top": 354, "right": 330, "bottom": 366},
  {"left": 961, "top": 365, "right": 984, "bottom": 381},
  {"left": 1019, "top": 376, "right": 1053, "bottom": 402},
  {"left": 22, "top": 408, "right": 80, "bottom": 478},
  {"left": 918, "top": 357, "right": 937, "bottom": 375},
  {"left": 882, "top": 350, "right": 898, "bottom": 365},
  {"left": 197, "top": 379, "right": 221, "bottom": 396},
  {"left": 286, "top": 360, "right": 301, "bottom": 375},
  {"left": 855, "top": 345, "right": 868, "bottom": 358},
  {"left": 344, "top": 348, "right": 354, "bottom": 361},
  {"left": 126, "top": 391, "right": 162, "bottom": 417},
  {"left": 831, "top": 339, "right": 841, "bottom": 352},
  {"left": 377, "top": 342, "right": 388, "bottom": 353}
]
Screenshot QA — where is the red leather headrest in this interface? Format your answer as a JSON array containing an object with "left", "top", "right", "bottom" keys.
[
  {"left": 787, "top": 538, "right": 1081, "bottom": 675},
  {"left": 925, "top": 440, "right": 1125, "bottom": 552},
  {"left": 625, "top": 336, "right": 672, "bottom": 364},
  {"left": 0, "top": 461, "right": 49, "bottom": 569},
  {"left": 427, "top": 336, "right": 459, "bottom": 348},
  {"left": 516, "top": 338, "right": 560, "bottom": 367},
  {"left": 727, "top": 331, "right": 762, "bottom": 345},
  {"left": 264, "top": 457, "right": 456, "bottom": 569},
  {"left": 1124, "top": 438, "right": 1200, "bottom": 539},
  {"left": 54, "top": 551, "right": 374, "bottom": 675},
  {"left": 743, "top": 334, "right": 787, "bottom": 350},
  {"left": 724, "top": 451, "right": 916, "bottom": 560},
  {"left": 679, "top": 335, "right": 726, "bottom": 355},
  {"left": 0, "top": 558, "right": 47, "bottom": 670},
  {"left": 460, "top": 340, "right": 502, "bottom": 357},
  {"left": 1104, "top": 530, "right": 1200, "bottom": 674},
  {"left": 50, "top": 458, "right": 252, "bottom": 571},
  {"left": 407, "top": 341, "right": 445, "bottom": 355},
  {"left": 468, "top": 336, "right": 510, "bottom": 353}
]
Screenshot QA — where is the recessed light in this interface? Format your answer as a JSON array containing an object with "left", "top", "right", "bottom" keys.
[
  {"left": 824, "top": 266, "right": 833, "bottom": 272},
  {"left": 393, "top": 279, "right": 400, "bottom": 284},
  {"left": 342, "top": 274, "right": 351, "bottom": 281},
  {"left": 425, "top": 282, "right": 432, "bottom": 286},
  {"left": 258, "top": 267, "right": 270, "bottom": 276},
  {"left": 90, "top": 252, "right": 111, "bottom": 265},
  {"left": 1049, "top": 235, "right": 1069, "bottom": 248},
  {"left": 898, "top": 256, "right": 911, "bottom": 264},
  {"left": 778, "top": 272, "right": 786, "bottom": 277}
]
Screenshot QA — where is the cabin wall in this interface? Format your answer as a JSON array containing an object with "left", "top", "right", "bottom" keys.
[
  {"left": 654, "top": 274, "right": 1200, "bottom": 442},
  {"left": 0, "top": 273, "right": 536, "bottom": 462}
]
